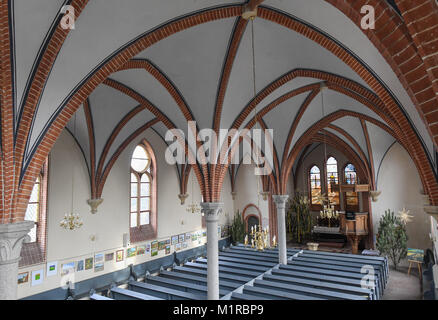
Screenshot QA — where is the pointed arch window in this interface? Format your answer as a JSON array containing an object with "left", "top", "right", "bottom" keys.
[
  {"left": 344, "top": 163, "right": 359, "bottom": 211},
  {"left": 309, "top": 165, "right": 322, "bottom": 206},
  {"left": 326, "top": 156, "right": 339, "bottom": 205},
  {"left": 21, "top": 158, "right": 48, "bottom": 267},
  {"left": 130, "top": 141, "right": 157, "bottom": 242}
]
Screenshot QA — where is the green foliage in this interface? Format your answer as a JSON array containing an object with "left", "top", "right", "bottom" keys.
[
  {"left": 376, "top": 209, "right": 408, "bottom": 270},
  {"left": 230, "top": 210, "right": 245, "bottom": 245},
  {"left": 287, "top": 192, "right": 313, "bottom": 244}
]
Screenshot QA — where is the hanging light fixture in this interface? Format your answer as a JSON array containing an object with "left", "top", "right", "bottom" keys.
[
  {"left": 319, "top": 83, "right": 340, "bottom": 224},
  {"left": 186, "top": 170, "right": 201, "bottom": 214},
  {"left": 60, "top": 112, "right": 83, "bottom": 230}
]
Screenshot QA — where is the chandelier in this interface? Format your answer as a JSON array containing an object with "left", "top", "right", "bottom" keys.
[
  {"left": 244, "top": 225, "right": 274, "bottom": 251},
  {"left": 186, "top": 170, "right": 202, "bottom": 214},
  {"left": 60, "top": 112, "right": 83, "bottom": 231},
  {"left": 60, "top": 212, "right": 83, "bottom": 230}
]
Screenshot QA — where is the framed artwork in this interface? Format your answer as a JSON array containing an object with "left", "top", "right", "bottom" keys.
[
  {"left": 182, "top": 242, "right": 188, "bottom": 249},
  {"left": 94, "top": 253, "right": 104, "bottom": 272},
  {"left": 175, "top": 243, "right": 181, "bottom": 251},
  {"left": 127, "top": 247, "right": 137, "bottom": 258},
  {"left": 218, "top": 226, "right": 221, "bottom": 236},
  {"left": 137, "top": 245, "right": 146, "bottom": 255},
  {"left": 191, "top": 233, "right": 197, "bottom": 241},
  {"left": 186, "top": 233, "right": 191, "bottom": 242},
  {"left": 105, "top": 252, "right": 114, "bottom": 262},
  {"left": 165, "top": 239, "right": 170, "bottom": 245},
  {"left": 31, "top": 269, "right": 44, "bottom": 286},
  {"left": 61, "top": 262, "right": 75, "bottom": 276},
  {"left": 85, "top": 257, "right": 93, "bottom": 270},
  {"left": 146, "top": 244, "right": 151, "bottom": 254},
  {"left": 407, "top": 248, "right": 424, "bottom": 262},
  {"left": 76, "top": 260, "right": 84, "bottom": 272},
  {"left": 151, "top": 241, "right": 158, "bottom": 257},
  {"left": 46, "top": 261, "right": 58, "bottom": 277},
  {"left": 165, "top": 244, "right": 171, "bottom": 255},
  {"left": 158, "top": 241, "right": 166, "bottom": 251},
  {"left": 179, "top": 234, "right": 185, "bottom": 243},
  {"left": 116, "top": 250, "right": 124, "bottom": 262},
  {"left": 18, "top": 272, "right": 29, "bottom": 285},
  {"left": 171, "top": 235, "right": 178, "bottom": 245},
  {"left": 202, "top": 231, "right": 206, "bottom": 237}
]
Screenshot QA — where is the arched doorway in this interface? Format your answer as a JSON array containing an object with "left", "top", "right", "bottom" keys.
[{"left": 242, "top": 204, "right": 262, "bottom": 235}]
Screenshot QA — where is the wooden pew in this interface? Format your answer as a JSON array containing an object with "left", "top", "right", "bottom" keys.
[
  {"left": 128, "top": 280, "right": 204, "bottom": 300},
  {"left": 287, "top": 259, "right": 384, "bottom": 293},
  {"left": 231, "top": 292, "right": 273, "bottom": 300},
  {"left": 172, "top": 265, "right": 253, "bottom": 283},
  {"left": 242, "top": 285, "right": 326, "bottom": 300},
  {"left": 195, "top": 258, "right": 270, "bottom": 273},
  {"left": 253, "top": 279, "right": 369, "bottom": 300},
  {"left": 264, "top": 273, "right": 374, "bottom": 300},
  {"left": 90, "top": 294, "right": 113, "bottom": 300},
  {"left": 184, "top": 261, "right": 262, "bottom": 278},
  {"left": 217, "top": 255, "right": 278, "bottom": 268},
  {"left": 279, "top": 264, "right": 381, "bottom": 298},
  {"left": 158, "top": 270, "right": 240, "bottom": 291},
  {"left": 144, "top": 275, "right": 229, "bottom": 297},
  {"left": 110, "top": 287, "right": 163, "bottom": 300},
  {"left": 219, "top": 251, "right": 279, "bottom": 263}
]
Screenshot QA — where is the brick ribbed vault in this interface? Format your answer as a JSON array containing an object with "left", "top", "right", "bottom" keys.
[{"left": 2, "top": 3, "right": 438, "bottom": 222}]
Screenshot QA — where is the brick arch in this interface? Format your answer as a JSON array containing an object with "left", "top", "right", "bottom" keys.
[
  {"left": 281, "top": 110, "right": 428, "bottom": 196},
  {"left": 14, "top": 4, "right": 438, "bottom": 221},
  {"left": 324, "top": 0, "right": 438, "bottom": 146},
  {"left": 242, "top": 203, "right": 262, "bottom": 233},
  {"left": 216, "top": 70, "right": 400, "bottom": 199}
]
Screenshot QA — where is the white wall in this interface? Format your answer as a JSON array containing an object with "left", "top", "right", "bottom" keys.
[
  {"left": 234, "top": 164, "right": 270, "bottom": 232},
  {"left": 371, "top": 143, "right": 431, "bottom": 255},
  {"left": 17, "top": 128, "right": 233, "bottom": 298}
]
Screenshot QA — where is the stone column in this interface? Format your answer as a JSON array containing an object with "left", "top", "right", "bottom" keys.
[
  {"left": 272, "top": 195, "right": 289, "bottom": 265},
  {"left": 200, "top": 202, "right": 223, "bottom": 300},
  {"left": 0, "top": 221, "right": 34, "bottom": 300}
]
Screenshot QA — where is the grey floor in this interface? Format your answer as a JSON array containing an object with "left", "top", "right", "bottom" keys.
[{"left": 382, "top": 266, "right": 422, "bottom": 300}]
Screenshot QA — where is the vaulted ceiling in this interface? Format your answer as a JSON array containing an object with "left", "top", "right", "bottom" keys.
[{"left": 11, "top": 0, "right": 437, "bottom": 198}]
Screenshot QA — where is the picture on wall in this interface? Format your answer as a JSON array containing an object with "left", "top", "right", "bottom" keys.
[
  {"left": 218, "top": 225, "right": 221, "bottom": 236},
  {"left": 127, "top": 247, "right": 137, "bottom": 258},
  {"left": 94, "top": 253, "right": 104, "bottom": 272},
  {"left": 31, "top": 269, "right": 44, "bottom": 286},
  {"left": 202, "top": 231, "right": 206, "bottom": 237},
  {"left": 61, "top": 262, "right": 75, "bottom": 276},
  {"left": 182, "top": 242, "right": 188, "bottom": 249},
  {"left": 146, "top": 244, "right": 151, "bottom": 254},
  {"left": 116, "top": 250, "right": 124, "bottom": 262},
  {"left": 46, "top": 261, "right": 58, "bottom": 277},
  {"left": 158, "top": 241, "right": 166, "bottom": 251},
  {"left": 179, "top": 234, "right": 185, "bottom": 243},
  {"left": 165, "top": 244, "right": 171, "bottom": 255},
  {"left": 137, "top": 245, "right": 146, "bottom": 255},
  {"left": 175, "top": 243, "right": 181, "bottom": 251},
  {"left": 18, "top": 272, "right": 29, "bottom": 285},
  {"left": 151, "top": 241, "right": 158, "bottom": 257},
  {"left": 191, "top": 233, "right": 197, "bottom": 241},
  {"left": 76, "top": 260, "right": 84, "bottom": 272},
  {"left": 165, "top": 239, "right": 170, "bottom": 245},
  {"left": 186, "top": 233, "right": 191, "bottom": 242},
  {"left": 171, "top": 235, "right": 178, "bottom": 245},
  {"left": 85, "top": 257, "right": 93, "bottom": 270},
  {"left": 105, "top": 252, "right": 114, "bottom": 262}
]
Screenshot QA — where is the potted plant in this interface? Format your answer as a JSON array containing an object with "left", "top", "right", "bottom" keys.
[
  {"left": 230, "top": 210, "right": 245, "bottom": 245},
  {"left": 287, "top": 192, "right": 313, "bottom": 244},
  {"left": 376, "top": 209, "right": 408, "bottom": 270}
]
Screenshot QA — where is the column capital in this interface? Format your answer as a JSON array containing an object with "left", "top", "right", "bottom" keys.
[
  {"left": 272, "top": 195, "right": 289, "bottom": 209},
  {"left": 200, "top": 202, "right": 223, "bottom": 222},
  {"left": 0, "top": 221, "right": 34, "bottom": 264}
]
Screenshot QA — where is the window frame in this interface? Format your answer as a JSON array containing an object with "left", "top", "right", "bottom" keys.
[
  {"left": 308, "top": 164, "right": 322, "bottom": 210},
  {"left": 325, "top": 156, "right": 340, "bottom": 208},
  {"left": 129, "top": 140, "right": 157, "bottom": 243},
  {"left": 343, "top": 163, "right": 359, "bottom": 212}
]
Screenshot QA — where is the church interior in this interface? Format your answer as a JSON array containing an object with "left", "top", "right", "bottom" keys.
[{"left": 0, "top": 0, "right": 437, "bottom": 301}]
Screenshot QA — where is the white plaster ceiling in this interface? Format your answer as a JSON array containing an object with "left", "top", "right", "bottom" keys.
[
  {"left": 13, "top": 0, "right": 435, "bottom": 181},
  {"left": 366, "top": 121, "right": 397, "bottom": 184},
  {"left": 65, "top": 104, "right": 91, "bottom": 170},
  {"left": 13, "top": 0, "right": 65, "bottom": 114}
]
